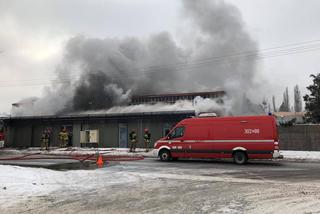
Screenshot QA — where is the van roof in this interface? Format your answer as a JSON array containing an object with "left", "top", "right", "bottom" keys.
[{"left": 180, "top": 115, "right": 275, "bottom": 124}]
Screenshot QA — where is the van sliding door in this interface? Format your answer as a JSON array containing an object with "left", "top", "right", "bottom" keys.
[{"left": 184, "top": 125, "right": 212, "bottom": 158}]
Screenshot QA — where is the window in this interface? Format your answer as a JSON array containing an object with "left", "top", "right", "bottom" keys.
[
  {"left": 162, "top": 123, "right": 172, "bottom": 137},
  {"left": 169, "top": 126, "right": 185, "bottom": 139}
]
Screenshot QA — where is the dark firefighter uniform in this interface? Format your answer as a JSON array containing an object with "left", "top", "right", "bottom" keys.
[
  {"left": 41, "top": 131, "right": 49, "bottom": 150},
  {"left": 143, "top": 129, "right": 151, "bottom": 152},
  {"left": 129, "top": 130, "right": 137, "bottom": 152}
]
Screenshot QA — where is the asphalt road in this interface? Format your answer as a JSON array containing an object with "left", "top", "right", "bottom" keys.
[
  {"left": 2, "top": 158, "right": 320, "bottom": 214},
  {"left": 2, "top": 154, "right": 320, "bottom": 183},
  {"left": 139, "top": 158, "right": 320, "bottom": 183}
]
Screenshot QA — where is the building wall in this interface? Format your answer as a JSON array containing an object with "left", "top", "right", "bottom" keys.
[
  {"left": 80, "top": 121, "right": 119, "bottom": 147},
  {"left": 12, "top": 123, "right": 32, "bottom": 147},
  {"left": 73, "top": 124, "right": 81, "bottom": 147},
  {"left": 32, "top": 124, "right": 43, "bottom": 147},
  {"left": 4, "top": 114, "right": 186, "bottom": 148}
]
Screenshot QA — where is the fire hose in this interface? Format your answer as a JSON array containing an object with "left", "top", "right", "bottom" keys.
[{"left": 0, "top": 152, "right": 145, "bottom": 162}]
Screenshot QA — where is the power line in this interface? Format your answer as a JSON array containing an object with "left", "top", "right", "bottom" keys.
[
  {"left": 1, "top": 39, "right": 320, "bottom": 87},
  {"left": 135, "top": 39, "right": 320, "bottom": 71},
  {"left": 138, "top": 42, "right": 320, "bottom": 72}
]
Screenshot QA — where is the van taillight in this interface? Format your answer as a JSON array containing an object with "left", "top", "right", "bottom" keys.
[
  {"left": 275, "top": 121, "right": 279, "bottom": 142},
  {"left": 274, "top": 142, "right": 279, "bottom": 150}
]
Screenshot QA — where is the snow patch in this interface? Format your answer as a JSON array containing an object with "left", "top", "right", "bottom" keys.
[
  {"left": 0, "top": 164, "right": 139, "bottom": 209},
  {"left": 281, "top": 150, "right": 320, "bottom": 161}
]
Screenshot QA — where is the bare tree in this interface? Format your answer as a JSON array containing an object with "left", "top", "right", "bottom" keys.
[
  {"left": 279, "top": 87, "right": 290, "bottom": 112},
  {"left": 272, "top": 95, "right": 277, "bottom": 112}
]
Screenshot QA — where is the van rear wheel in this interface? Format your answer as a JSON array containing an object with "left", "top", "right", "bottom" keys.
[
  {"left": 233, "top": 151, "right": 248, "bottom": 165},
  {"left": 159, "top": 149, "right": 171, "bottom": 161}
]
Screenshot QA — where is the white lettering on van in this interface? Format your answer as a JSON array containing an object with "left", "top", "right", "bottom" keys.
[
  {"left": 172, "top": 146, "right": 182, "bottom": 149},
  {"left": 244, "top": 129, "right": 260, "bottom": 134}
]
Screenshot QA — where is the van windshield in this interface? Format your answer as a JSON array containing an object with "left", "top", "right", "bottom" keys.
[{"left": 169, "top": 126, "right": 185, "bottom": 139}]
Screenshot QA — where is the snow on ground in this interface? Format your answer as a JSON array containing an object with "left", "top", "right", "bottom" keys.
[
  {"left": 0, "top": 164, "right": 139, "bottom": 210},
  {"left": 1, "top": 155, "right": 320, "bottom": 213},
  {"left": 2, "top": 147, "right": 320, "bottom": 212}
]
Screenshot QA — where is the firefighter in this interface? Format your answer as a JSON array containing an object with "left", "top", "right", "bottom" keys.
[
  {"left": 129, "top": 129, "right": 137, "bottom": 152},
  {"left": 143, "top": 128, "right": 151, "bottom": 152},
  {"left": 58, "top": 127, "right": 69, "bottom": 148},
  {"left": 46, "top": 128, "right": 51, "bottom": 149},
  {"left": 40, "top": 130, "right": 49, "bottom": 150},
  {"left": 67, "top": 130, "right": 73, "bottom": 147}
]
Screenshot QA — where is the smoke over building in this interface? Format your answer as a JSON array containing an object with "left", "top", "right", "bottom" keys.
[{"left": 12, "top": 0, "right": 262, "bottom": 117}]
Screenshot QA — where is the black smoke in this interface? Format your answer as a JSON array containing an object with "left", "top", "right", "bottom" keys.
[
  {"left": 72, "top": 71, "right": 128, "bottom": 111},
  {"left": 12, "top": 0, "right": 262, "bottom": 116}
]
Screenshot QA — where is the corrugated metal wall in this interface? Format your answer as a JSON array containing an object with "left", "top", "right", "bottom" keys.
[
  {"left": 4, "top": 113, "right": 189, "bottom": 148},
  {"left": 279, "top": 125, "right": 320, "bottom": 151}
]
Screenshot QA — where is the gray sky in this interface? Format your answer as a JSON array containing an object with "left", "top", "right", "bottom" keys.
[{"left": 1, "top": 0, "right": 320, "bottom": 114}]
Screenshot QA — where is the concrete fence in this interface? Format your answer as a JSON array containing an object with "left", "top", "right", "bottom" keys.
[{"left": 279, "top": 125, "right": 320, "bottom": 151}]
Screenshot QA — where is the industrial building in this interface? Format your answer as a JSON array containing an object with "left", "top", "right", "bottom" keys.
[
  {"left": 3, "top": 91, "right": 228, "bottom": 148},
  {"left": 130, "top": 91, "right": 225, "bottom": 105},
  {"left": 2, "top": 111, "right": 195, "bottom": 148}
]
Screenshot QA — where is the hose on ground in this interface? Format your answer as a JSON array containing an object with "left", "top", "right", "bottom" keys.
[{"left": 0, "top": 152, "right": 145, "bottom": 162}]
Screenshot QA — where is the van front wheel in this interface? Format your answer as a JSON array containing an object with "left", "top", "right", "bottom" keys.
[
  {"left": 159, "top": 149, "right": 171, "bottom": 161},
  {"left": 233, "top": 151, "right": 248, "bottom": 164}
]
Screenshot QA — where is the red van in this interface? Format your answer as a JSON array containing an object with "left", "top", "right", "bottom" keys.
[{"left": 154, "top": 115, "right": 282, "bottom": 164}]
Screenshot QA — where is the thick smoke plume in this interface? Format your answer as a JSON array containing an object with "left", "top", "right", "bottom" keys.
[{"left": 12, "top": 0, "right": 263, "bottom": 116}]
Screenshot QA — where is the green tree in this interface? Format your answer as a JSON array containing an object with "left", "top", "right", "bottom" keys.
[
  {"left": 294, "top": 85, "right": 303, "bottom": 112},
  {"left": 303, "top": 74, "right": 320, "bottom": 122}
]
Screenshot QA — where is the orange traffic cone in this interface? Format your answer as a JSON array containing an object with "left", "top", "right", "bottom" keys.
[{"left": 96, "top": 154, "right": 104, "bottom": 166}]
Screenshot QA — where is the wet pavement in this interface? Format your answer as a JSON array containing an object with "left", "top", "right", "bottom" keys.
[
  {"left": 47, "top": 161, "right": 118, "bottom": 171},
  {"left": 0, "top": 148, "right": 145, "bottom": 170},
  {"left": 0, "top": 155, "right": 119, "bottom": 170}
]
